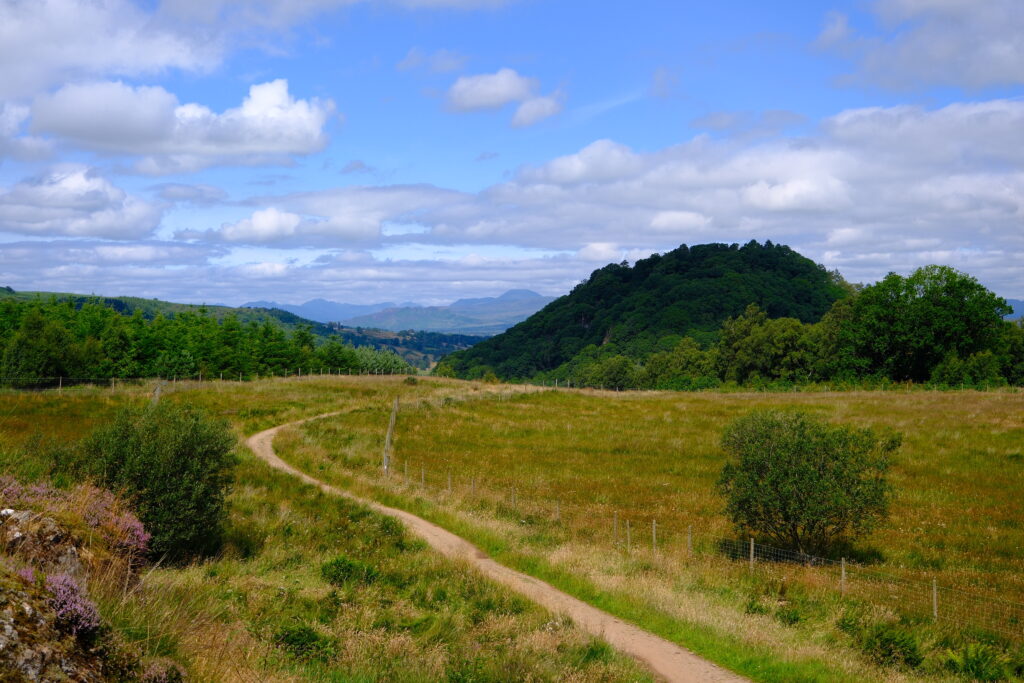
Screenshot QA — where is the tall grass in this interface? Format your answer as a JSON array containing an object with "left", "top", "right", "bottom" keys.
[
  {"left": 0, "top": 377, "right": 651, "bottom": 681},
  {"left": 272, "top": 383, "right": 1024, "bottom": 681}
]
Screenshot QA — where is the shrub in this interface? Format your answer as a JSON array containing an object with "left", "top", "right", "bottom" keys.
[
  {"left": 945, "top": 643, "right": 1009, "bottom": 681},
  {"left": 78, "top": 401, "right": 237, "bottom": 562},
  {"left": 321, "top": 554, "right": 379, "bottom": 586},
  {"left": 273, "top": 623, "right": 336, "bottom": 661},
  {"left": 859, "top": 623, "right": 923, "bottom": 669},
  {"left": 45, "top": 573, "right": 101, "bottom": 638},
  {"left": 775, "top": 605, "right": 802, "bottom": 626},
  {"left": 717, "top": 410, "right": 898, "bottom": 555}
]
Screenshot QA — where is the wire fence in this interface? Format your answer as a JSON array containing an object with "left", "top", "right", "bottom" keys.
[{"left": 373, "top": 446, "right": 1024, "bottom": 644}]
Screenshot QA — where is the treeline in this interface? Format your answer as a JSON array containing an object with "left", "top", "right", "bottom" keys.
[
  {"left": 438, "top": 265, "right": 1024, "bottom": 390},
  {"left": 0, "top": 298, "right": 414, "bottom": 385}
]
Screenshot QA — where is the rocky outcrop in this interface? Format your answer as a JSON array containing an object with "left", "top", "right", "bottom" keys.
[
  {"left": 1, "top": 509, "right": 85, "bottom": 579},
  {"left": 0, "top": 568, "right": 103, "bottom": 682}
]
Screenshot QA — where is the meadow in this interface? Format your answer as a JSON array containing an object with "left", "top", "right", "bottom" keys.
[
  {"left": 271, "top": 381, "right": 1024, "bottom": 681},
  {"left": 0, "top": 377, "right": 651, "bottom": 682}
]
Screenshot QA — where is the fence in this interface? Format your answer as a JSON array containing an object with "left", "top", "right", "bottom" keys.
[{"left": 373, "top": 448, "right": 1024, "bottom": 644}]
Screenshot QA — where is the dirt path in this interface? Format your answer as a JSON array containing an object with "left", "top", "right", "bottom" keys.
[{"left": 247, "top": 413, "right": 747, "bottom": 683}]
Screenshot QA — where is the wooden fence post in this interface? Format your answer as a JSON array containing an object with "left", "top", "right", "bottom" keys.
[
  {"left": 382, "top": 397, "right": 398, "bottom": 473},
  {"left": 749, "top": 537, "right": 755, "bottom": 572}
]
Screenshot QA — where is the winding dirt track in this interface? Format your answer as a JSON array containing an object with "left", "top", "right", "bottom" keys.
[{"left": 247, "top": 412, "right": 746, "bottom": 683}]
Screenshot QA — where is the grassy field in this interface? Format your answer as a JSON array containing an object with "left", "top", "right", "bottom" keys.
[
  {"left": 0, "top": 378, "right": 651, "bottom": 682},
  {"left": 269, "top": 381, "right": 1024, "bottom": 681}
]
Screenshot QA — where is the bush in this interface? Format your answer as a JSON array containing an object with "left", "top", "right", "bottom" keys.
[
  {"left": 273, "top": 623, "right": 336, "bottom": 662},
  {"left": 45, "top": 573, "right": 100, "bottom": 639},
  {"left": 78, "top": 401, "right": 237, "bottom": 562},
  {"left": 321, "top": 554, "right": 379, "bottom": 586},
  {"left": 717, "top": 410, "right": 898, "bottom": 555},
  {"left": 859, "top": 623, "right": 923, "bottom": 669}
]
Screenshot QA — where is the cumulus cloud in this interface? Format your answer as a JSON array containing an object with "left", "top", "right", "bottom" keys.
[
  {"left": 447, "top": 68, "right": 537, "bottom": 110},
  {"left": 221, "top": 207, "right": 303, "bottom": 242},
  {"left": 32, "top": 79, "right": 334, "bottom": 173},
  {"left": 0, "top": 0, "right": 516, "bottom": 101},
  {"left": 0, "top": 0, "right": 217, "bottom": 100},
  {"left": 0, "top": 166, "right": 161, "bottom": 239},
  {"left": 446, "top": 68, "right": 562, "bottom": 126},
  {"left": 820, "top": 0, "right": 1024, "bottom": 89},
  {"left": 188, "top": 184, "right": 466, "bottom": 246},
  {"left": 512, "top": 93, "right": 564, "bottom": 127}
]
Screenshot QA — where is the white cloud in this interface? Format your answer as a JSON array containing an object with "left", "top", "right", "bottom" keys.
[
  {"left": 0, "top": 0, "right": 515, "bottom": 100},
  {"left": 189, "top": 184, "right": 466, "bottom": 246},
  {"left": 447, "top": 68, "right": 537, "bottom": 111},
  {"left": 0, "top": 103, "right": 51, "bottom": 160},
  {"left": 0, "top": 166, "right": 161, "bottom": 239},
  {"left": 521, "top": 139, "right": 644, "bottom": 184},
  {"left": 32, "top": 79, "right": 335, "bottom": 173},
  {"left": 512, "top": 93, "right": 564, "bottom": 127},
  {"left": 0, "top": 0, "right": 217, "bottom": 100},
  {"left": 650, "top": 211, "right": 711, "bottom": 233},
  {"left": 578, "top": 242, "right": 621, "bottom": 262},
  {"left": 820, "top": 0, "right": 1024, "bottom": 89},
  {"left": 222, "top": 208, "right": 302, "bottom": 242}
]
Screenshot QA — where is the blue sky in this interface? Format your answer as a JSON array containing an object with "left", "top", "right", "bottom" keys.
[{"left": 0, "top": 0, "right": 1022, "bottom": 305}]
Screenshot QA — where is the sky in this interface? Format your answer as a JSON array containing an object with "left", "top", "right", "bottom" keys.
[{"left": 0, "top": 0, "right": 1022, "bottom": 306}]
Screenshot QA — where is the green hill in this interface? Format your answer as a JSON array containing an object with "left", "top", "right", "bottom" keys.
[
  {"left": 0, "top": 288, "right": 481, "bottom": 370},
  {"left": 441, "top": 241, "right": 848, "bottom": 379}
]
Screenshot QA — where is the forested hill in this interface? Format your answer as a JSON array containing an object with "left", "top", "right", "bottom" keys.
[
  {"left": 0, "top": 289, "right": 481, "bottom": 371},
  {"left": 441, "top": 241, "right": 848, "bottom": 379}
]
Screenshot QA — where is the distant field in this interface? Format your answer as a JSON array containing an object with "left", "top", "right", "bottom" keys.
[{"left": 275, "top": 383, "right": 1024, "bottom": 681}]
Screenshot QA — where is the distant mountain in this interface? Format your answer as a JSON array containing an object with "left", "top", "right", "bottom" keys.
[
  {"left": 340, "top": 289, "right": 556, "bottom": 335},
  {"left": 1006, "top": 299, "right": 1023, "bottom": 319},
  {"left": 241, "top": 298, "right": 411, "bottom": 323},
  {"left": 440, "top": 241, "right": 849, "bottom": 379}
]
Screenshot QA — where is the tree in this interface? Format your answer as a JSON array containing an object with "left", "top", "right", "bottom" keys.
[
  {"left": 717, "top": 410, "right": 898, "bottom": 555},
  {"left": 79, "top": 401, "right": 237, "bottom": 562},
  {"left": 837, "top": 266, "right": 1011, "bottom": 382}
]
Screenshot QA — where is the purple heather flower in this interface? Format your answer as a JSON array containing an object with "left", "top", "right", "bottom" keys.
[{"left": 45, "top": 573, "right": 100, "bottom": 636}]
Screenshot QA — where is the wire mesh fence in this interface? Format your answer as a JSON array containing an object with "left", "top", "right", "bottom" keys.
[{"left": 375, "top": 448, "right": 1024, "bottom": 644}]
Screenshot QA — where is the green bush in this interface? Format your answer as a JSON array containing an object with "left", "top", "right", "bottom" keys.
[
  {"left": 273, "top": 623, "right": 336, "bottom": 662},
  {"left": 78, "top": 401, "right": 237, "bottom": 562},
  {"left": 944, "top": 643, "right": 1009, "bottom": 681},
  {"left": 718, "top": 410, "right": 898, "bottom": 555},
  {"left": 320, "top": 555, "right": 379, "bottom": 586},
  {"left": 859, "top": 623, "right": 923, "bottom": 669}
]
